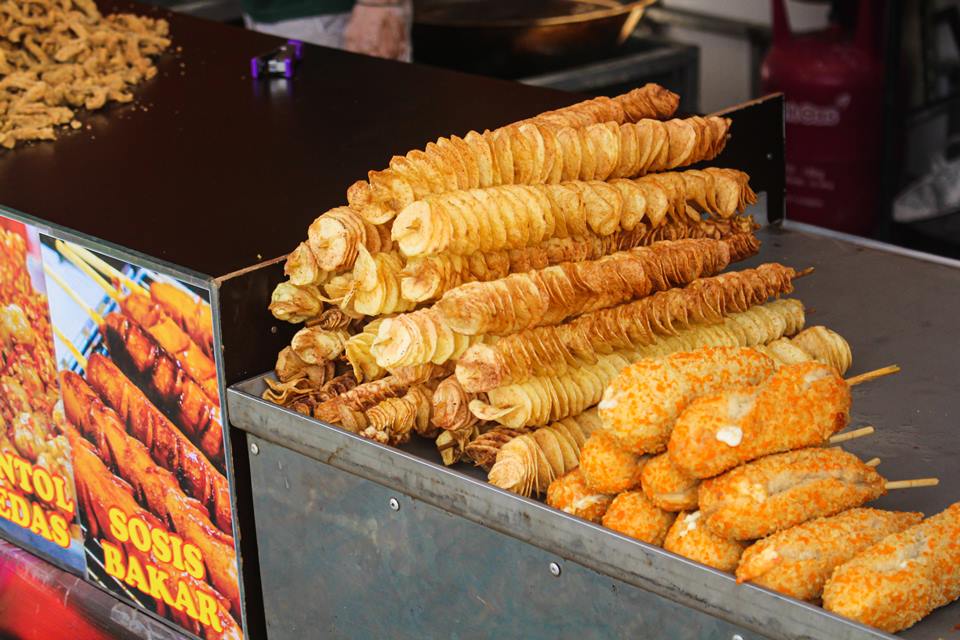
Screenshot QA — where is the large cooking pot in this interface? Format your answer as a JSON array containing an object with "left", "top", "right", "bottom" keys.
[{"left": 413, "top": 0, "right": 656, "bottom": 78}]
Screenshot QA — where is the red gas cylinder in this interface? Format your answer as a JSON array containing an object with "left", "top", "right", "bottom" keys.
[{"left": 761, "top": 0, "right": 884, "bottom": 235}]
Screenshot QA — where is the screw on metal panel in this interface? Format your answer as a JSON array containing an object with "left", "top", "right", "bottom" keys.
[
  {"left": 765, "top": 152, "right": 774, "bottom": 161},
  {"left": 388, "top": 497, "right": 400, "bottom": 511},
  {"left": 732, "top": 635, "right": 744, "bottom": 640},
  {"left": 250, "top": 442, "right": 260, "bottom": 455},
  {"left": 549, "top": 562, "right": 561, "bottom": 577}
]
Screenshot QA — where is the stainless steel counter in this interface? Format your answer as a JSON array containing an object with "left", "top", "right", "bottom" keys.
[{"left": 228, "top": 224, "right": 960, "bottom": 640}]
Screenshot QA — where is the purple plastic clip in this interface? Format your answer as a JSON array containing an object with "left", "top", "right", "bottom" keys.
[{"left": 250, "top": 39, "right": 304, "bottom": 79}]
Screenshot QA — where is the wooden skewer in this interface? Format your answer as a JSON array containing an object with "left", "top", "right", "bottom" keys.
[
  {"left": 845, "top": 365, "right": 900, "bottom": 387},
  {"left": 57, "top": 239, "right": 146, "bottom": 297},
  {"left": 828, "top": 426, "right": 875, "bottom": 444},
  {"left": 886, "top": 478, "right": 940, "bottom": 490},
  {"left": 43, "top": 263, "right": 104, "bottom": 326},
  {"left": 55, "top": 240, "right": 123, "bottom": 305},
  {"left": 865, "top": 457, "right": 881, "bottom": 467},
  {"left": 51, "top": 324, "right": 87, "bottom": 370},
  {"left": 795, "top": 267, "right": 815, "bottom": 278}
]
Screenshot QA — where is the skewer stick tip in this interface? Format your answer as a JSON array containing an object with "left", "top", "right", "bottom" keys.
[
  {"left": 886, "top": 478, "right": 939, "bottom": 490},
  {"left": 828, "top": 426, "right": 875, "bottom": 444},
  {"left": 846, "top": 365, "right": 900, "bottom": 387},
  {"left": 865, "top": 457, "right": 881, "bottom": 467}
]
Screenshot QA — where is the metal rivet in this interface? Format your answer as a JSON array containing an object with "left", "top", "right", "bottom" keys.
[
  {"left": 270, "top": 325, "right": 278, "bottom": 334},
  {"left": 765, "top": 152, "right": 774, "bottom": 161},
  {"left": 388, "top": 497, "right": 400, "bottom": 511},
  {"left": 732, "top": 635, "right": 744, "bottom": 640},
  {"left": 250, "top": 442, "right": 259, "bottom": 455},
  {"left": 549, "top": 562, "right": 561, "bottom": 577}
]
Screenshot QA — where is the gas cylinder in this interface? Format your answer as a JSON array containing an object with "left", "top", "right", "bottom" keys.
[{"left": 761, "top": 0, "right": 884, "bottom": 235}]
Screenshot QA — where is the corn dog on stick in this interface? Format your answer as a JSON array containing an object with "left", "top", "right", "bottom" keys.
[
  {"left": 602, "top": 490, "right": 676, "bottom": 546},
  {"left": 642, "top": 452, "right": 700, "bottom": 512},
  {"left": 430, "top": 375, "right": 479, "bottom": 432},
  {"left": 664, "top": 511, "right": 745, "bottom": 571},
  {"left": 456, "top": 263, "right": 800, "bottom": 391},
  {"left": 438, "top": 236, "right": 753, "bottom": 337},
  {"left": 290, "top": 327, "right": 349, "bottom": 365},
  {"left": 823, "top": 502, "right": 960, "bottom": 632},
  {"left": 357, "top": 384, "right": 433, "bottom": 446},
  {"left": 546, "top": 468, "right": 615, "bottom": 523},
  {"left": 350, "top": 116, "right": 732, "bottom": 223},
  {"left": 488, "top": 409, "right": 603, "bottom": 496},
  {"left": 737, "top": 508, "right": 923, "bottom": 601},
  {"left": 283, "top": 207, "right": 391, "bottom": 285},
  {"left": 312, "top": 363, "right": 450, "bottom": 423},
  {"left": 371, "top": 308, "right": 491, "bottom": 370},
  {"left": 599, "top": 346, "right": 778, "bottom": 454},
  {"left": 269, "top": 281, "right": 325, "bottom": 323},
  {"left": 699, "top": 448, "right": 886, "bottom": 541},
  {"left": 670, "top": 361, "right": 851, "bottom": 479},
  {"left": 344, "top": 318, "right": 388, "bottom": 383},
  {"left": 579, "top": 430, "right": 648, "bottom": 494},
  {"left": 401, "top": 217, "right": 758, "bottom": 303},
  {"left": 392, "top": 169, "right": 756, "bottom": 257},
  {"left": 516, "top": 84, "right": 680, "bottom": 129},
  {"left": 472, "top": 351, "right": 634, "bottom": 428},
  {"left": 349, "top": 247, "right": 417, "bottom": 316}
]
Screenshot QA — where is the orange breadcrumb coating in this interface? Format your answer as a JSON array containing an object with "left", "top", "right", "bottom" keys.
[
  {"left": 664, "top": 511, "right": 745, "bottom": 571},
  {"left": 546, "top": 468, "right": 615, "bottom": 523},
  {"left": 641, "top": 453, "right": 699, "bottom": 511},
  {"left": 737, "top": 508, "right": 922, "bottom": 601},
  {"left": 602, "top": 491, "right": 676, "bottom": 546},
  {"left": 699, "top": 448, "right": 885, "bottom": 541},
  {"left": 580, "top": 431, "right": 646, "bottom": 494},
  {"left": 823, "top": 502, "right": 960, "bottom": 633},
  {"left": 598, "top": 346, "right": 775, "bottom": 454},
  {"left": 669, "top": 361, "right": 850, "bottom": 479}
]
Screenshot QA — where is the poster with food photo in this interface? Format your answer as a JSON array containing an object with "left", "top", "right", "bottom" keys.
[
  {"left": 40, "top": 236, "right": 242, "bottom": 640},
  {"left": 0, "top": 218, "right": 86, "bottom": 574}
]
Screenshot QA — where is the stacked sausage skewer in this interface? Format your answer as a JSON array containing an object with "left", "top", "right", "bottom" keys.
[{"left": 45, "top": 241, "right": 240, "bottom": 639}]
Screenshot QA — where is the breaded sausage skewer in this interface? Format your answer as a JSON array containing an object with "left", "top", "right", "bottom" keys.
[
  {"left": 599, "top": 346, "right": 777, "bottom": 454},
  {"left": 736, "top": 508, "right": 922, "bottom": 601},
  {"left": 669, "top": 360, "right": 851, "bottom": 479},
  {"left": 823, "top": 502, "right": 960, "bottom": 633},
  {"left": 664, "top": 511, "right": 745, "bottom": 571},
  {"left": 698, "top": 448, "right": 887, "bottom": 541}
]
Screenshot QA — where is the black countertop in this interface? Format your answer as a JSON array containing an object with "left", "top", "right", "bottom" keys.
[{"left": 0, "top": 1, "right": 575, "bottom": 278}]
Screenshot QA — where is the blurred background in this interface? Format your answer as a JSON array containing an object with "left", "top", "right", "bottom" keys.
[{"left": 150, "top": 0, "right": 960, "bottom": 256}]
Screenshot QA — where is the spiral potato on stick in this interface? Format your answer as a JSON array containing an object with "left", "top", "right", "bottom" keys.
[
  {"left": 344, "top": 318, "right": 388, "bottom": 382},
  {"left": 358, "top": 384, "right": 433, "bottom": 446},
  {"left": 471, "top": 351, "right": 633, "bottom": 428},
  {"left": 372, "top": 308, "right": 489, "bottom": 370},
  {"left": 350, "top": 115, "right": 731, "bottom": 222},
  {"left": 349, "top": 247, "right": 416, "bottom": 316},
  {"left": 269, "top": 281, "right": 325, "bottom": 323},
  {"left": 464, "top": 426, "right": 532, "bottom": 469},
  {"left": 392, "top": 169, "right": 756, "bottom": 258},
  {"left": 312, "top": 363, "right": 449, "bottom": 423},
  {"left": 290, "top": 327, "right": 349, "bottom": 365},
  {"left": 438, "top": 236, "right": 751, "bottom": 337},
  {"left": 430, "top": 376, "right": 479, "bottom": 432},
  {"left": 401, "top": 217, "right": 758, "bottom": 303},
  {"left": 488, "top": 409, "right": 602, "bottom": 496},
  {"left": 283, "top": 207, "right": 390, "bottom": 286},
  {"left": 516, "top": 83, "right": 679, "bottom": 129},
  {"left": 456, "top": 263, "right": 802, "bottom": 391}
]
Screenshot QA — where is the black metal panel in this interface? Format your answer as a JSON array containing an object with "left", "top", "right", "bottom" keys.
[{"left": 709, "top": 94, "right": 786, "bottom": 226}]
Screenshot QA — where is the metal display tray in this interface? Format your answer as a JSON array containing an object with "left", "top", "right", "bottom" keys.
[{"left": 227, "top": 224, "right": 960, "bottom": 640}]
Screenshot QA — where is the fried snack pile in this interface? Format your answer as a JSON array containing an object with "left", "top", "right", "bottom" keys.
[{"left": 0, "top": 0, "right": 171, "bottom": 149}]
